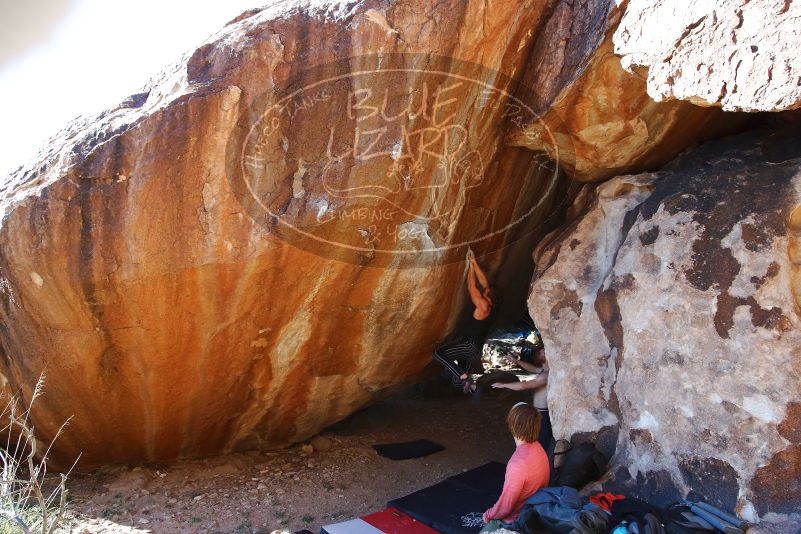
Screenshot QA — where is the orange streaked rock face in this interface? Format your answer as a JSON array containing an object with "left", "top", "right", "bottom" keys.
[
  {"left": 509, "top": 1, "right": 744, "bottom": 182},
  {"left": 0, "top": 0, "right": 573, "bottom": 467}
]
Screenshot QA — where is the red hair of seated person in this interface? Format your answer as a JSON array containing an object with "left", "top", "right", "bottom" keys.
[{"left": 506, "top": 403, "right": 542, "bottom": 443}]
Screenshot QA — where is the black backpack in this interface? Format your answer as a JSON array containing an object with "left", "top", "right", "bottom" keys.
[
  {"left": 609, "top": 497, "right": 667, "bottom": 530},
  {"left": 553, "top": 442, "right": 607, "bottom": 489}
]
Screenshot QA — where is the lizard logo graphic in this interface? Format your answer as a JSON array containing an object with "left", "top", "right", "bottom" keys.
[{"left": 226, "top": 54, "right": 566, "bottom": 267}]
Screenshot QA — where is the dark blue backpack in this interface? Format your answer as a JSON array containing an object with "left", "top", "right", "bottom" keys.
[{"left": 513, "top": 487, "right": 609, "bottom": 534}]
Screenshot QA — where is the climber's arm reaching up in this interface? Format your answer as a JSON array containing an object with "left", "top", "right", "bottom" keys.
[{"left": 470, "top": 255, "right": 490, "bottom": 294}]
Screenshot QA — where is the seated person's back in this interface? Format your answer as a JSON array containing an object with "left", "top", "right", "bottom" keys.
[{"left": 482, "top": 403, "right": 550, "bottom": 528}]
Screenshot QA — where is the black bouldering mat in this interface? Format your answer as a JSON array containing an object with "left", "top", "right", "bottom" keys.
[
  {"left": 446, "top": 461, "right": 506, "bottom": 490},
  {"left": 387, "top": 462, "right": 506, "bottom": 534},
  {"left": 372, "top": 439, "right": 445, "bottom": 460}
]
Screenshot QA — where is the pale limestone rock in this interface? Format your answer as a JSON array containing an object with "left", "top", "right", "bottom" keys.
[
  {"left": 615, "top": 0, "right": 801, "bottom": 111},
  {"left": 529, "top": 128, "right": 801, "bottom": 526}
]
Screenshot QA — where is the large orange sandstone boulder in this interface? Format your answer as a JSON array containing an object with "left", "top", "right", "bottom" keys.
[{"left": 0, "top": 0, "right": 577, "bottom": 467}]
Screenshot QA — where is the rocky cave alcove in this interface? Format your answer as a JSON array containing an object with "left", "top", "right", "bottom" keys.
[{"left": 1, "top": 0, "right": 800, "bottom": 532}]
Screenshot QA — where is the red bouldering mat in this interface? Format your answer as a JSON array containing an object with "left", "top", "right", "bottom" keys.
[{"left": 321, "top": 507, "right": 440, "bottom": 534}]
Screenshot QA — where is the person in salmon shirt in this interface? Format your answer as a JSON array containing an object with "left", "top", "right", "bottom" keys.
[{"left": 480, "top": 402, "right": 550, "bottom": 533}]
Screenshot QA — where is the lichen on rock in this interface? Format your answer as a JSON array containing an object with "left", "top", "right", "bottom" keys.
[{"left": 529, "top": 127, "right": 801, "bottom": 526}]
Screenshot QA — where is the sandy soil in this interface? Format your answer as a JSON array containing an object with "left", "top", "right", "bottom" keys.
[{"left": 63, "top": 386, "right": 524, "bottom": 534}]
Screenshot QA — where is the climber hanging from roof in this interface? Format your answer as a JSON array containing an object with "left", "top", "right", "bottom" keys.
[{"left": 432, "top": 249, "right": 497, "bottom": 394}]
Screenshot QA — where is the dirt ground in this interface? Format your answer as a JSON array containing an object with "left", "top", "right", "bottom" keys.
[{"left": 63, "top": 385, "right": 524, "bottom": 533}]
